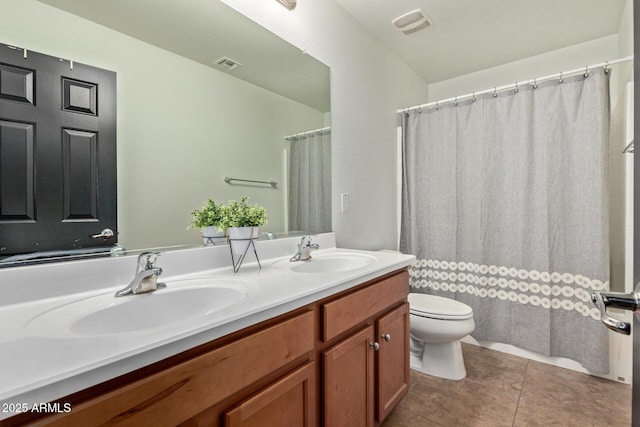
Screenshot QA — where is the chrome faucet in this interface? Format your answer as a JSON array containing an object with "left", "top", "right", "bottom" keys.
[
  {"left": 290, "top": 235, "right": 319, "bottom": 262},
  {"left": 115, "top": 251, "right": 166, "bottom": 297}
]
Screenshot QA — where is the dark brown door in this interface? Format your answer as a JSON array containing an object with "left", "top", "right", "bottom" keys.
[{"left": 0, "top": 42, "right": 116, "bottom": 257}]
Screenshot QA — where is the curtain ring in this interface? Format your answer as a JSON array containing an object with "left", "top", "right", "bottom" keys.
[
  {"left": 559, "top": 72, "right": 564, "bottom": 84},
  {"left": 493, "top": 87, "right": 498, "bottom": 97},
  {"left": 514, "top": 82, "right": 519, "bottom": 93},
  {"left": 418, "top": 105, "right": 422, "bottom": 113},
  {"left": 453, "top": 96, "right": 458, "bottom": 106},
  {"left": 604, "top": 61, "right": 610, "bottom": 74},
  {"left": 533, "top": 78, "right": 538, "bottom": 89},
  {"left": 584, "top": 66, "right": 589, "bottom": 78},
  {"left": 435, "top": 100, "right": 439, "bottom": 110},
  {"left": 472, "top": 92, "right": 476, "bottom": 102}
]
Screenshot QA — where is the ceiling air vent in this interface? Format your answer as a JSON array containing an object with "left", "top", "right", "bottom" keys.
[
  {"left": 215, "top": 56, "right": 242, "bottom": 71},
  {"left": 392, "top": 9, "right": 431, "bottom": 35}
]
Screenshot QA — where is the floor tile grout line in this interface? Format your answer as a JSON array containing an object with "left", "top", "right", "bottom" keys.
[
  {"left": 395, "top": 371, "right": 448, "bottom": 427},
  {"left": 512, "top": 359, "right": 529, "bottom": 427}
]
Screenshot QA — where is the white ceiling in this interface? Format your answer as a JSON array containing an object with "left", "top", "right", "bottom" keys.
[
  {"left": 37, "top": 0, "right": 331, "bottom": 112},
  {"left": 334, "top": 0, "right": 628, "bottom": 83},
  {"left": 36, "top": 0, "right": 628, "bottom": 104}
]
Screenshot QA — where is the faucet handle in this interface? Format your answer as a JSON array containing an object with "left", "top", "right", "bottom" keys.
[
  {"left": 299, "top": 235, "right": 314, "bottom": 248},
  {"left": 137, "top": 251, "right": 162, "bottom": 270}
]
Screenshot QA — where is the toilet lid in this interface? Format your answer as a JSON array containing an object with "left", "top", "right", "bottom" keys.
[{"left": 408, "top": 293, "right": 473, "bottom": 320}]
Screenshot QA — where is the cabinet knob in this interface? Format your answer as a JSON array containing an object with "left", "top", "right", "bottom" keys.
[
  {"left": 381, "top": 333, "right": 391, "bottom": 342},
  {"left": 369, "top": 342, "right": 380, "bottom": 351}
]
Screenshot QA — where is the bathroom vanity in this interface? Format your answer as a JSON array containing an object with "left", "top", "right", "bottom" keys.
[{"left": 0, "top": 234, "right": 414, "bottom": 426}]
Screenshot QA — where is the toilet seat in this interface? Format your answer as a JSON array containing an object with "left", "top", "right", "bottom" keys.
[{"left": 408, "top": 293, "right": 473, "bottom": 320}]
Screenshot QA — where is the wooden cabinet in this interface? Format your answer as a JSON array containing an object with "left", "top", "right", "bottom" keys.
[
  {"left": 321, "top": 271, "right": 408, "bottom": 342},
  {"left": 25, "top": 311, "right": 315, "bottom": 427},
  {"left": 224, "top": 362, "right": 316, "bottom": 427},
  {"left": 376, "top": 303, "right": 410, "bottom": 422},
  {"left": 321, "top": 272, "right": 410, "bottom": 426},
  {"left": 7, "top": 270, "right": 409, "bottom": 427},
  {"left": 323, "top": 327, "right": 375, "bottom": 427}
]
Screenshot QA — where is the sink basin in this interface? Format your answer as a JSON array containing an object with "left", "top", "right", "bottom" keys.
[
  {"left": 27, "top": 277, "right": 251, "bottom": 338},
  {"left": 274, "top": 251, "right": 377, "bottom": 273}
]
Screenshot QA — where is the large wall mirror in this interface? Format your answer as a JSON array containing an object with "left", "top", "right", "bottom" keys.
[{"left": 1, "top": 0, "right": 331, "bottom": 265}]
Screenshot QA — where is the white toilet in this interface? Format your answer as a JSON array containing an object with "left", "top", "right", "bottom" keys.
[{"left": 408, "top": 293, "right": 475, "bottom": 381}]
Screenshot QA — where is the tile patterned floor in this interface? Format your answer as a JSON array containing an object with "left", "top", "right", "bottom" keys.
[{"left": 382, "top": 343, "right": 631, "bottom": 427}]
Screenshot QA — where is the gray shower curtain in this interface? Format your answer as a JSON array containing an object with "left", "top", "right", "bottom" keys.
[
  {"left": 288, "top": 130, "right": 331, "bottom": 234},
  {"left": 400, "top": 70, "right": 610, "bottom": 373}
]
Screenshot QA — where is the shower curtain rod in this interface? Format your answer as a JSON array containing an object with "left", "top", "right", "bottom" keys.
[
  {"left": 284, "top": 126, "right": 331, "bottom": 140},
  {"left": 397, "top": 55, "right": 634, "bottom": 114}
]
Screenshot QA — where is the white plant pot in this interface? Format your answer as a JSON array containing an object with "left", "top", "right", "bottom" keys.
[
  {"left": 202, "top": 226, "right": 225, "bottom": 246},
  {"left": 228, "top": 226, "right": 259, "bottom": 256}
]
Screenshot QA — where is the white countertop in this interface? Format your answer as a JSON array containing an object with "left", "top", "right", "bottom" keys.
[{"left": 0, "top": 234, "right": 414, "bottom": 420}]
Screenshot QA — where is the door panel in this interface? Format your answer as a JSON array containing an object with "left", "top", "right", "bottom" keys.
[
  {"left": 62, "top": 129, "right": 98, "bottom": 221},
  {"left": 224, "top": 362, "right": 316, "bottom": 427},
  {"left": 376, "top": 303, "right": 410, "bottom": 422},
  {"left": 0, "top": 120, "right": 34, "bottom": 221},
  {"left": 0, "top": 42, "right": 116, "bottom": 256},
  {"left": 323, "top": 326, "right": 375, "bottom": 427},
  {"left": 0, "top": 62, "right": 35, "bottom": 104},
  {"left": 62, "top": 77, "right": 97, "bottom": 115}
]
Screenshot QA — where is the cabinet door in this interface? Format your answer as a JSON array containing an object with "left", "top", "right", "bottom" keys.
[
  {"left": 376, "top": 303, "right": 410, "bottom": 422},
  {"left": 322, "top": 326, "right": 375, "bottom": 427},
  {"left": 224, "top": 362, "right": 316, "bottom": 427}
]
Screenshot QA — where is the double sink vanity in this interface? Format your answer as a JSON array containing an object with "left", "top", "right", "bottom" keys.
[{"left": 0, "top": 233, "right": 415, "bottom": 426}]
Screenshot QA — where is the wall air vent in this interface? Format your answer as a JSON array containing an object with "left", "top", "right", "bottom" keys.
[
  {"left": 215, "top": 56, "right": 242, "bottom": 71},
  {"left": 392, "top": 9, "right": 431, "bottom": 35}
]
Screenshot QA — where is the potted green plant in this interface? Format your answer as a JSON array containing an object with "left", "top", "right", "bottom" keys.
[
  {"left": 218, "top": 197, "right": 268, "bottom": 256},
  {"left": 188, "top": 199, "right": 225, "bottom": 246}
]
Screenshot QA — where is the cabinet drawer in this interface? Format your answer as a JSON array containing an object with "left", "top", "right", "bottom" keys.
[
  {"left": 322, "top": 271, "right": 408, "bottom": 342},
  {"left": 39, "top": 311, "right": 315, "bottom": 426}
]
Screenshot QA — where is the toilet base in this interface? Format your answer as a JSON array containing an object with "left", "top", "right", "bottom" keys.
[{"left": 410, "top": 340, "right": 467, "bottom": 381}]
